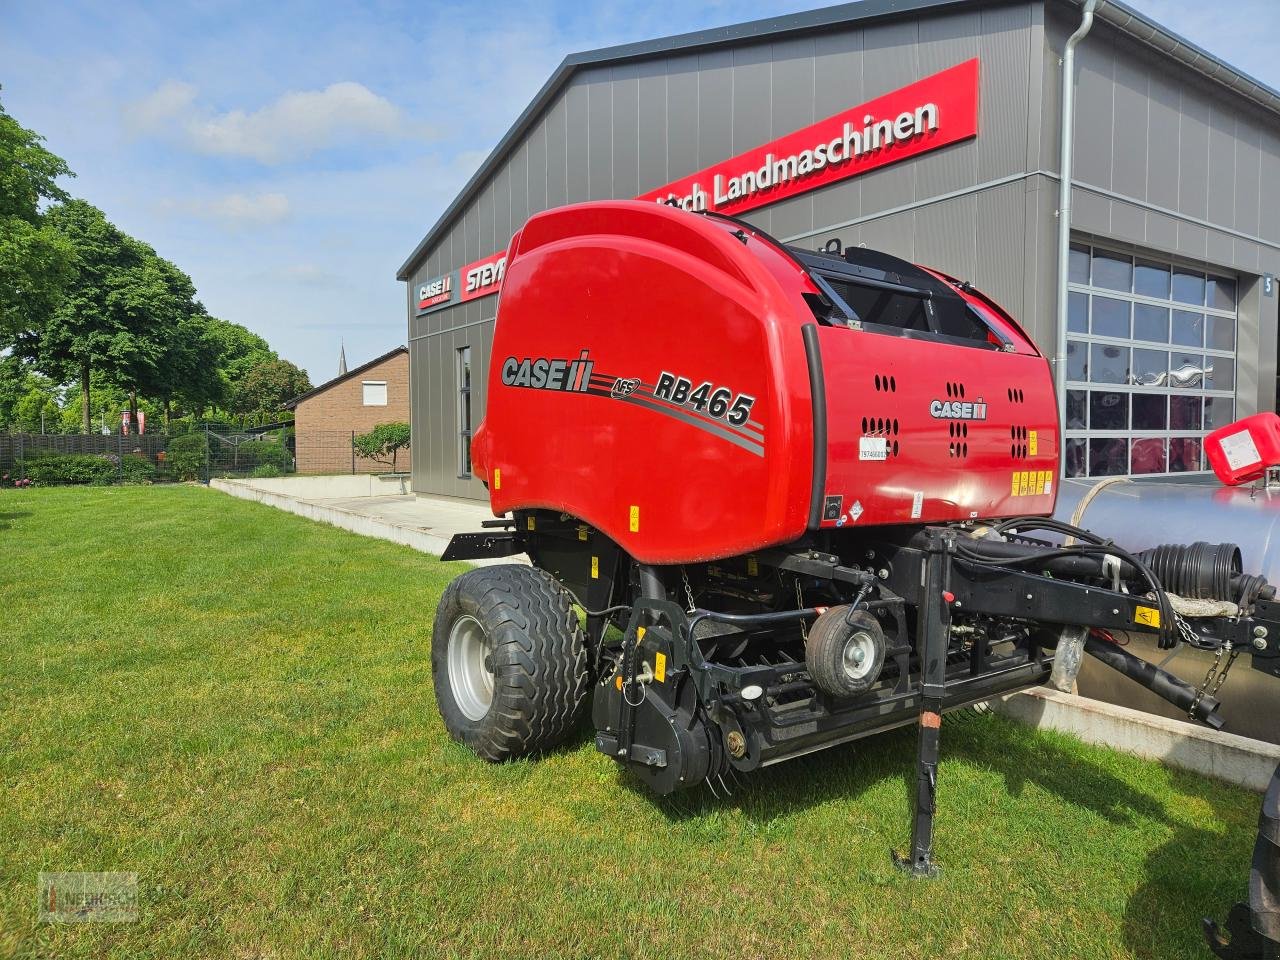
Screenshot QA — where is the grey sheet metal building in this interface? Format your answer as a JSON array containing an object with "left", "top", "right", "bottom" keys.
[{"left": 398, "top": 0, "right": 1280, "bottom": 500}]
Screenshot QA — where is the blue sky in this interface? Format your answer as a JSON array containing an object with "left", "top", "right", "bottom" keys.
[{"left": 2, "top": 0, "right": 1276, "bottom": 384}]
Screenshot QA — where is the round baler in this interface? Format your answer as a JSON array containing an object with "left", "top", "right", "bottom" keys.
[{"left": 433, "top": 200, "right": 1279, "bottom": 951}]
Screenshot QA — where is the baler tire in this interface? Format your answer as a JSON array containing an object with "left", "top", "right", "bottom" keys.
[
  {"left": 431, "top": 564, "right": 589, "bottom": 761},
  {"left": 805, "top": 606, "right": 886, "bottom": 698}
]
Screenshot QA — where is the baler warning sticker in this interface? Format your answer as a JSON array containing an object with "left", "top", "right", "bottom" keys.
[
  {"left": 654, "top": 652, "right": 667, "bottom": 683},
  {"left": 629, "top": 505, "right": 640, "bottom": 533},
  {"left": 1011, "top": 470, "right": 1054, "bottom": 497},
  {"left": 1028, "top": 430, "right": 1038, "bottom": 456},
  {"left": 910, "top": 491, "right": 923, "bottom": 519},
  {"left": 1134, "top": 605, "right": 1161, "bottom": 628},
  {"left": 591, "top": 556, "right": 599, "bottom": 579}
]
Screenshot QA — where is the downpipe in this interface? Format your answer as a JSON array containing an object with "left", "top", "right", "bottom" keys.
[{"left": 1054, "top": 0, "right": 1098, "bottom": 461}]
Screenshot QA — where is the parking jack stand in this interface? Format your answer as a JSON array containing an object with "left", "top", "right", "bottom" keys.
[{"left": 895, "top": 536, "right": 951, "bottom": 878}]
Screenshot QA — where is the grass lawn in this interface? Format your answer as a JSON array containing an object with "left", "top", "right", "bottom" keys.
[{"left": 0, "top": 485, "right": 1263, "bottom": 959}]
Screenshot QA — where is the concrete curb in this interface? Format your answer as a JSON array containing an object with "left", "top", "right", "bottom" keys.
[
  {"left": 993, "top": 686, "right": 1280, "bottom": 792},
  {"left": 211, "top": 477, "right": 459, "bottom": 558}
]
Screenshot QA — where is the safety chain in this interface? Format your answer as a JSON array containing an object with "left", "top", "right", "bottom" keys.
[
  {"left": 1188, "top": 639, "right": 1239, "bottom": 722},
  {"left": 680, "top": 567, "right": 697, "bottom": 614},
  {"left": 795, "top": 579, "right": 808, "bottom": 642}
]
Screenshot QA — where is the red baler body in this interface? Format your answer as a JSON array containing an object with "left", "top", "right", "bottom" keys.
[{"left": 473, "top": 201, "right": 1059, "bottom": 564}]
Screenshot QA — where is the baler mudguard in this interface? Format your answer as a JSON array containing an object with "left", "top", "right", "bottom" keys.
[{"left": 474, "top": 200, "right": 1059, "bottom": 564}]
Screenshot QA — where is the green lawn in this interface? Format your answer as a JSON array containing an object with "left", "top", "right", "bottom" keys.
[{"left": 0, "top": 486, "right": 1262, "bottom": 959}]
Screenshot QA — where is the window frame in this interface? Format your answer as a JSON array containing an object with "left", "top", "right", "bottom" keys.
[
  {"left": 361, "top": 380, "right": 388, "bottom": 407},
  {"left": 456, "top": 346, "right": 472, "bottom": 479}
]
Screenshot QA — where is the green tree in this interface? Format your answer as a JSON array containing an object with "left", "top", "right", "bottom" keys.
[
  {"left": 0, "top": 92, "right": 76, "bottom": 339},
  {"left": 353, "top": 422, "right": 411, "bottom": 472},
  {"left": 232, "top": 356, "right": 311, "bottom": 417}
]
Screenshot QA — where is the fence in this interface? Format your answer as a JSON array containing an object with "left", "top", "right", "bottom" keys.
[{"left": 1, "top": 427, "right": 398, "bottom": 484}]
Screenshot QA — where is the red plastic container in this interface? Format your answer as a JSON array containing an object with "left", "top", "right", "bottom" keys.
[{"left": 1205, "top": 412, "right": 1280, "bottom": 485}]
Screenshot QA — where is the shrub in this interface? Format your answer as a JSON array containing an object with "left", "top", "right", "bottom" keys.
[
  {"left": 166, "top": 433, "right": 208, "bottom": 481},
  {"left": 250, "top": 463, "right": 282, "bottom": 478},
  {"left": 238, "top": 440, "right": 290, "bottom": 473},
  {"left": 22, "top": 453, "right": 118, "bottom": 486},
  {"left": 353, "top": 422, "right": 411, "bottom": 472},
  {"left": 119, "top": 454, "right": 156, "bottom": 484}
]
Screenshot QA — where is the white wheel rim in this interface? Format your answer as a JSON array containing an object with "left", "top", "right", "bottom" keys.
[
  {"left": 447, "top": 614, "right": 493, "bottom": 721},
  {"left": 842, "top": 631, "right": 877, "bottom": 681}
]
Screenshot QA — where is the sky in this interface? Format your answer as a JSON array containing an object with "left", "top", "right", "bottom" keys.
[{"left": 2, "top": 0, "right": 1277, "bottom": 384}]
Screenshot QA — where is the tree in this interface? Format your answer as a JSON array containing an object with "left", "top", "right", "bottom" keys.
[
  {"left": 232, "top": 357, "right": 311, "bottom": 417},
  {"left": 353, "top": 422, "right": 411, "bottom": 472},
  {"left": 0, "top": 92, "right": 76, "bottom": 339}
]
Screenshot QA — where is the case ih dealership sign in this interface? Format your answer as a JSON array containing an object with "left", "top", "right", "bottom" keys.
[{"left": 416, "top": 58, "right": 979, "bottom": 315}]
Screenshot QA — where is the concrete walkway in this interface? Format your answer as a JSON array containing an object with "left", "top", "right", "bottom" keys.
[{"left": 210, "top": 475, "right": 516, "bottom": 564}]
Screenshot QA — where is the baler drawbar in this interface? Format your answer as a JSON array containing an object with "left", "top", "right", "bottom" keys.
[{"left": 433, "top": 200, "right": 1279, "bottom": 957}]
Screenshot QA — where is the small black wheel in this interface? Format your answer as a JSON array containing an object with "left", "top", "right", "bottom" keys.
[
  {"left": 431, "top": 564, "right": 589, "bottom": 761},
  {"left": 805, "top": 606, "right": 886, "bottom": 697}
]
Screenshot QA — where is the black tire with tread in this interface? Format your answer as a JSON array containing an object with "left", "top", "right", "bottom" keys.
[
  {"left": 805, "top": 605, "right": 886, "bottom": 698},
  {"left": 431, "top": 564, "right": 589, "bottom": 761}
]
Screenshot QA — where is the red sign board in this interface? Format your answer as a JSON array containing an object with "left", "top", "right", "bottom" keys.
[
  {"left": 424, "top": 59, "right": 979, "bottom": 309},
  {"left": 637, "top": 58, "right": 979, "bottom": 215}
]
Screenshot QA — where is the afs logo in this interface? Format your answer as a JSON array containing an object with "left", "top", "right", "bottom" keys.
[{"left": 610, "top": 377, "right": 641, "bottom": 399}]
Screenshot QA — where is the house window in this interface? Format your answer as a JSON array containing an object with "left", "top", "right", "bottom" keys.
[
  {"left": 362, "top": 381, "right": 388, "bottom": 406},
  {"left": 1064, "top": 240, "right": 1238, "bottom": 479},
  {"left": 457, "top": 346, "right": 472, "bottom": 478}
]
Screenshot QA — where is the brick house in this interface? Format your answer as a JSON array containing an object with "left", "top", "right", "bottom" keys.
[{"left": 285, "top": 346, "right": 409, "bottom": 475}]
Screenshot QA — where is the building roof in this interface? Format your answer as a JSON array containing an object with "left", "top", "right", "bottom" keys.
[
  {"left": 396, "top": 0, "right": 1280, "bottom": 282},
  {"left": 284, "top": 346, "right": 407, "bottom": 410}
]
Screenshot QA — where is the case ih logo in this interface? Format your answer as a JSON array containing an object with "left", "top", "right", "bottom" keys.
[
  {"left": 929, "top": 398, "right": 988, "bottom": 420},
  {"left": 501, "top": 350, "right": 595, "bottom": 392},
  {"left": 417, "top": 274, "right": 452, "bottom": 312}
]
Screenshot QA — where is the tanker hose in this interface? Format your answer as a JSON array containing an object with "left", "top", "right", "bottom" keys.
[{"left": 1083, "top": 635, "right": 1224, "bottom": 729}]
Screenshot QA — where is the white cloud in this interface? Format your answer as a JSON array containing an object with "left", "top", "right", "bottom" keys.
[
  {"left": 158, "top": 191, "right": 291, "bottom": 226},
  {"left": 125, "top": 80, "right": 416, "bottom": 164}
]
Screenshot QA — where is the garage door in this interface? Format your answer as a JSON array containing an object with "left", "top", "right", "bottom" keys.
[{"left": 1064, "top": 240, "right": 1238, "bottom": 478}]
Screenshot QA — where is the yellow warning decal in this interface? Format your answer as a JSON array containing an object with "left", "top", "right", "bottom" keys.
[
  {"left": 526, "top": 516, "right": 536, "bottom": 531},
  {"left": 591, "top": 556, "right": 599, "bottom": 580},
  {"left": 747, "top": 558, "right": 759, "bottom": 577},
  {"left": 615, "top": 674, "right": 623, "bottom": 690},
  {"left": 1028, "top": 430, "right": 1038, "bottom": 456},
  {"left": 637, "top": 626, "right": 646, "bottom": 641},
  {"left": 1134, "top": 605, "right": 1161, "bottom": 628},
  {"left": 493, "top": 469, "right": 501, "bottom": 490},
  {"left": 578, "top": 525, "right": 589, "bottom": 542},
  {"left": 654, "top": 652, "right": 667, "bottom": 683},
  {"left": 629, "top": 505, "right": 640, "bottom": 533}
]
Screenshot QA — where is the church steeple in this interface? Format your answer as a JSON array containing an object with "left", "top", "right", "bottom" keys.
[{"left": 338, "top": 340, "right": 348, "bottom": 376}]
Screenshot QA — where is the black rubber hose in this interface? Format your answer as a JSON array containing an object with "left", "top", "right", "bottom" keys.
[{"left": 1083, "top": 635, "right": 1224, "bottom": 729}]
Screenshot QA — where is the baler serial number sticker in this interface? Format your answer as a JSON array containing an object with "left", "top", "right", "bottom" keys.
[
  {"left": 859, "top": 437, "right": 888, "bottom": 461},
  {"left": 1134, "top": 606, "right": 1161, "bottom": 628}
]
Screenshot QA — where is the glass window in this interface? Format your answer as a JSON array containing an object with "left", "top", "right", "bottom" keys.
[
  {"left": 1172, "top": 269, "right": 1205, "bottom": 305},
  {"left": 1090, "top": 343, "right": 1129, "bottom": 383},
  {"left": 1205, "top": 397, "right": 1235, "bottom": 430},
  {"left": 1069, "top": 244, "right": 1090, "bottom": 284},
  {"left": 457, "top": 346, "right": 472, "bottom": 477},
  {"left": 1090, "top": 391, "right": 1127, "bottom": 430},
  {"left": 1091, "top": 296, "right": 1130, "bottom": 338},
  {"left": 1066, "top": 438, "right": 1088, "bottom": 478},
  {"left": 362, "top": 381, "right": 388, "bottom": 406},
  {"left": 1207, "top": 276, "right": 1236, "bottom": 311},
  {"left": 1066, "top": 242, "right": 1236, "bottom": 477},
  {"left": 1169, "top": 352, "right": 1205, "bottom": 389},
  {"left": 1207, "top": 357, "right": 1234, "bottom": 392},
  {"left": 1172, "top": 310, "right": 1205, "bottom": 347},
  {"left": 1066, "top": 390, "right": 1087, "bottom": 429},
  {"left": 1131, "top": 438, "right": 1167, "bottom": 475},
  {"left": 1169, "top": 437, "right": 1202, "bottom": 472},
  {"left": 1068, "top": 292, "right": 1088, "bottom": 333},
  {"left": 1134, "top": 260, "right": 1171, "bottom": 299},
  {"left": 1133, "top": 304, "right": 1169, "bottom": 344},
  {"left": 1132, "top": 394, "right": 1167, "bottom": 430},
  {"left": 1092, "top": 249, "right": 1132, "bottom": 292},
  {"left": 1067, "top": 340, "right": 1087, "bottom": 381},
  {"left": 1090, "top": 438, "right": 1130, "bottom": 476},
  {"left": 1207, "top": 314, "right": 1235, "bottom": 351},
  {"left": 1169, "top": 395, "right": 1202, "bottom": 430},
  {"left": 1130, "top": 348, "right": 1167, "bottom": 387}
]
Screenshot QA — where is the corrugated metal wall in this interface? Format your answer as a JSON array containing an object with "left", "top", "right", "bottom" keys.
[{"left": 409, "top": 1, "right": 1049, "bottom": 497}]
